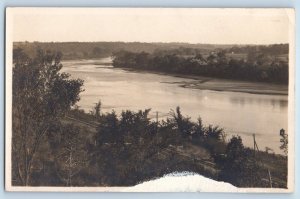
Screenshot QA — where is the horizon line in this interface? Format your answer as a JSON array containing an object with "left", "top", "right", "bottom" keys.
[{"left": 13, "top": 41, "right": 289, "bottom": 46}]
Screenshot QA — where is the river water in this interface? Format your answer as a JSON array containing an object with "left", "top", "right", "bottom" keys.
[{"left": 62, "top": 58, "right": 288, "bottom": 154}]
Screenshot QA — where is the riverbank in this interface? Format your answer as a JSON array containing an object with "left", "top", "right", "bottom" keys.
[{"left": 119, "top": 67, "right": 288, "bottom": 95}]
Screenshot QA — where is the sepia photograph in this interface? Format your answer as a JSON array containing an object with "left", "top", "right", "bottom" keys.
[{"left": 5, "top": 8, "right": 295, "bottom": 192}]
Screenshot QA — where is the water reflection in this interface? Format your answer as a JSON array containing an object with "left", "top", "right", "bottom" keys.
[{"left": 229, "top": 95, "right": 288, "bottom": 110}]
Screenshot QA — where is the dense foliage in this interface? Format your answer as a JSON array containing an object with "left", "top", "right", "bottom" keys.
[
  {"left": 67, "top": 107, "right": 287, "bottom": 188},
  {"left": 12, "top": 48, "right": 84, "bottom": 185},
  {"left": 112, "top": 44, "right": 288, "bottom": 84}
]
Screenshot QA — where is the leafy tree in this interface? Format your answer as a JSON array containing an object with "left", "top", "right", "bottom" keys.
[
  {"left": 12, "top": 49, "right": 84, "bottom": 185},
  {"left": 203, "top": 125, "right": 226, "bottom": 155},
  {"left": 205, "top": 125, "right": 225, "bottom": 141},
  {"left": 225, "top": 136, "right": 244, "bottom": 160},
  {"left": 191, "top": 117, "right": 205, "bottom": 140},
  {"left": 170, "top": 107, "right": 193, "bottom": 138}
]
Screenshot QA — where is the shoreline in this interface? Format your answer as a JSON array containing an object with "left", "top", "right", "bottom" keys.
[
  {"left": 62, "top": 58, "right": 288, "bottom": 96},
  {"left": 116, "top": 67, "right": 288, "bottom": 96}
]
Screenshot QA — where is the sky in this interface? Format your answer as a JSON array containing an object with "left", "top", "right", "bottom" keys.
[{"left": 8, "top": 8, "right": 293, "bottom": 44}]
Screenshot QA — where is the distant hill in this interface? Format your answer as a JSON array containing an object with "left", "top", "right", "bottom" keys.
[
  {"left": 13, "top": 41, "right": 288, "bottom": 61},
  {"left": 12, "top": 41, "right": 239, "bottom": 60}
]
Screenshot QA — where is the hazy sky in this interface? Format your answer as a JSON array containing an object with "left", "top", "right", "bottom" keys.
[{"left": 8, "top": 8, "right": 292, "bottom": 44}]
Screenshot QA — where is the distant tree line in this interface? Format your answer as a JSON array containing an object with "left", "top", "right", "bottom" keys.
[
  {"left": 112, "top": 44, "right": 289, "bottom": 84},
  {"left": 13, "top": 42, "right": 223, "bottom": 60},
  {"left": 225, "top": 44, "right": 288, "bottom": 55},
  {"left": 14, "top": 41, "right": 288, "bottom": 63}
]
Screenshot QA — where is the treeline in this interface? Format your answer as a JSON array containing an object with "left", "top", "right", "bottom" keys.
[
  {"left": 112, "top": 45, "right": 289, "bottom": 84},
  {"left": 225, "top": 44, "right": 288, "bottom": 55},
  {"left": 13, "top": 42, "right": 225, "bottom": 60},
  {"left": 153, "top": 44, "right": 288, "bottom": 57},
  {"left": 14, "top": 41, "right": 288, "bottom": 62}
]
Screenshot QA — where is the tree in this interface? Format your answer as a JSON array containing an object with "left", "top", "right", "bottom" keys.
[
  {"left": 52, "top": 124, "right": 87, "bottom": 186},
  {"left": 225, "top": 136, "right": 244, "bottom": 160},
  {"left": 205, "top": 125, "right": 225, "bottom": 141},
  {"left": 12, "top": 49, "right": 84, "bottom": 185},
  {"left": 203, "top": 125, "right": 226, "bottom": 155},
  {"left": 219, "top": 136, "right": 261, "bottom": 187},
  {"left": 191, "top": 117, "right": 205, "bottom": 140},
  {"left": 96, "top": 111, "right": 119, "bottom": 144},
  {"left": 170, "top": 107, "right": 193, "bottom": 138}
]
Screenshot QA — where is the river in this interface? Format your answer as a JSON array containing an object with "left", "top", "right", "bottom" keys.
[{"left": 62, "top": 58, "right": 288, "bottom": 154}]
